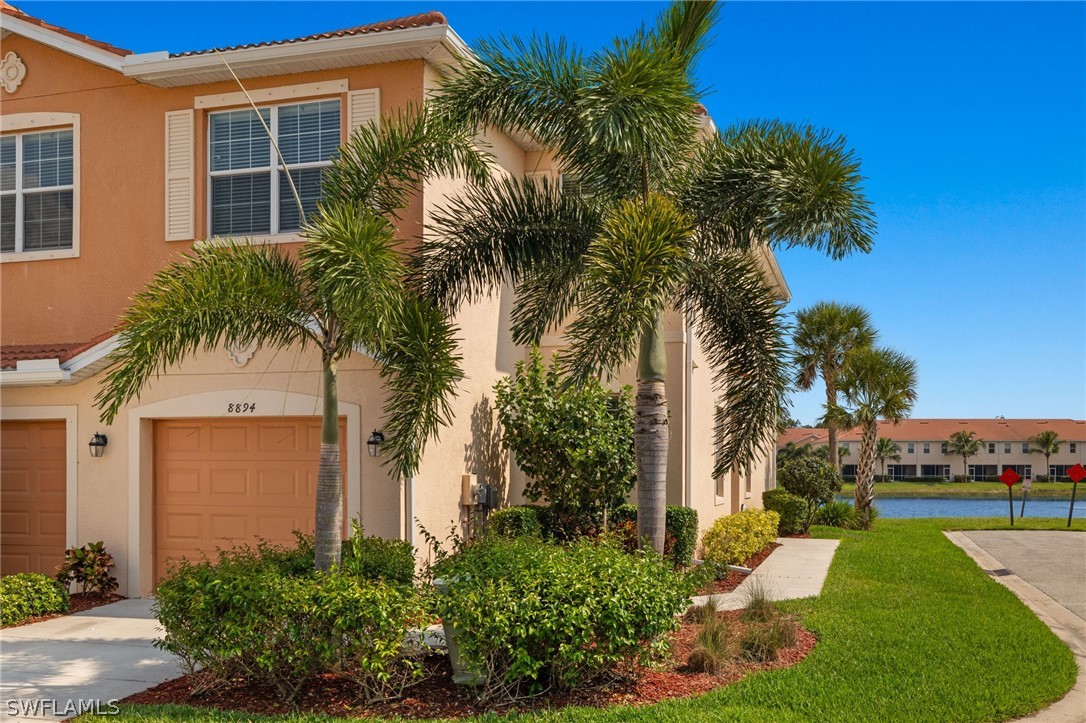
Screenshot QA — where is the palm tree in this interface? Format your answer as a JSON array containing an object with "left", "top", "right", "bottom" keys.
[
  {"left": 945, "top": 430, "right": 983, "bottom": 481},
  {"left": 95, "top": 108, "right": 486, "bottom": 571},
  {"left": 418, "top": 0, "right": 875, "bottom": 552},
  {"left": 825, "top": 347, "right": 917, "bottom": 528},
  {"left": 815, "top": 444, "right": 851, "bottom": 462},
  {"left": 875, "top": 437, "right": 901, "bottom": 479},
  {"left": 777, "top": 441, "right": 814, "bottom": 465},
  {"left": 792, "top": 302, "right": 877, "bottom": 471},
  {"left": 1030, "top": 430, "right": 1062, "bottom": 480}
]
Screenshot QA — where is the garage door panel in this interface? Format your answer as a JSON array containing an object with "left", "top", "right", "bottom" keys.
[
  {"left": 154, "top": 417, "right": 346, "bottom": 582},
  {"left": 1, "top": 420, "right": 68, "bottom": 576}
]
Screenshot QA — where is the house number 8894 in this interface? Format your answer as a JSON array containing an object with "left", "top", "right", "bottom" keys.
[{"left": 227, "top": 403, "right": 256, "bottom": 413}]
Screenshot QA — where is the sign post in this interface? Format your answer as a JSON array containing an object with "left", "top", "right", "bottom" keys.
[
  {"left": 1000, "top": 468, "right": 1020, "bottom": 526},
  {"left": 1067, "top": 464, "right": 1086, "bottom": 528}
]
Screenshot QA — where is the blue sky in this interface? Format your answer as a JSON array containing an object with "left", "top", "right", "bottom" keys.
[{"left": 19, "top": 1, "right": 1086, "bottom": 424}]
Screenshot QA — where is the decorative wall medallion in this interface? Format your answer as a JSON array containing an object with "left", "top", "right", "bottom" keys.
[
  {"left": 1, "top": 52, "right": 27, "bottom": 94},
  {"left": 225, "top": 338, "right": 260, "bottom": 367}
]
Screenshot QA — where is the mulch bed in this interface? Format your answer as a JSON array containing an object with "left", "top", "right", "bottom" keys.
[
  {"left": 2, "top": 592, "right": 126, "bottom": 629},
  {"left": 697, "top": 542, "right": 781, "bottom": 596},
  {"left": 123, "top": 611, "right": 816, "bottom": 719}
]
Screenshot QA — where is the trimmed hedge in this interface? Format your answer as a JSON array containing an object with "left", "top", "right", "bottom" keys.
[
  {"left": 1, "top": 573, "right": 70, "bottom": 626},
  {"left": 488, "top": 505, "right": 544, "bottom": 539},
  {"left": 611, "top": 504, "right": 698, "bottom": 568},
  {"left": 702, "top": 509, "right": 780, "bottom": 568},
  {"left": 763, "top": 489, "right": 806, "bottom": 535},
  {"left": 341, "top": 523, "right": 415, "bottom": 586}
]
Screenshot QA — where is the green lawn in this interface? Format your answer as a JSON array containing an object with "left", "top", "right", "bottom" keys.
[
  {"left": 87, "top": 517, "right": 1083, "bottom": 723},
  {"left": 842, "top": 480, "right": 1076, "bottom": 498}
]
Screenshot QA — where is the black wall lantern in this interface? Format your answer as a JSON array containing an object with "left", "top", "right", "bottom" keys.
[
  {"left": 88, "top": 432, "right": 108, "bottom": 458},
  {"left": 367, "top": 429, "right": 385, "bottom": 458}
]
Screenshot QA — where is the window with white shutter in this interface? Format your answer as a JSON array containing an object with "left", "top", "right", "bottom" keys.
[
  {"left": 164, "top": 110, "right": 194, "bottom": 241},
  {"left": 347, "top": 89, "right": 380, "bottom": 138}
]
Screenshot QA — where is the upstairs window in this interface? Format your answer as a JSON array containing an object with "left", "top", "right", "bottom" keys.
[
  {"left": 988, "top": 442, "right": 996, "bottom": 454},
  {"left": 1003, "top": 442, "right": 1011, "bottom": 454},
  {"left": 0, "top": 129, "right": 74, "bottom": 254},
  {"left": 923, "top": 442, "right": 930, "bottom": 454},
  {"left": 208, "top": 100, "right": 340, "bottom": 237},
  {"left": 906, "top": 442, "right": 914, "bottom": 454},
  {"left": 1021, "top": 442, "right": 1030, "bottom": 454}
]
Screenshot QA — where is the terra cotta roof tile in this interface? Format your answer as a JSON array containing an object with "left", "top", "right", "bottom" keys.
[
  {"left": 778, "top": 419, "right": 1086, "bottom": 445},
  {"left": 0, "top": 2, "right": 132, "bottom": 56},
  {"left": 1, "top": 330, "right": 115, "bottom": 369}
]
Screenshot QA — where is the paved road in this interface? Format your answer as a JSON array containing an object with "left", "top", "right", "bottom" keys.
[{"left": 963, "top": 531, "right": 1086, "bottom": 621}]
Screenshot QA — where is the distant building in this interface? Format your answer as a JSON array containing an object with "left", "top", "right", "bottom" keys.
[{"left": 778, "top": 419, "right": 1086, "bottom": 481}]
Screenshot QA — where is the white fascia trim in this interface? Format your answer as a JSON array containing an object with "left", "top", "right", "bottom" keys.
[
  {"left": 64, "top": 334, "right": 121, "bottom": 374},
  {"left": 0, "top": 367, "right": 70, "bottom": 386},
  {"left": 2, "top": 14, "right": 125, "bottom": 72},
  {"left": 122, "top": 24, "right": 454, "bottom": 86},
  {"left": 757, "top": 245, "right": 791, "bottom": 302}
]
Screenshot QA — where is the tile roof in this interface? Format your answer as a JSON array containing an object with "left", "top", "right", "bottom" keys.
[
  {"left": 1, "top": 331, "right": 115, "bottom": 370},
  {"left": 0, "top": 1, "right": 132, "bottom": 56},
  {"left": 169, "top": 11, "right": 448, "bottom": 58},
  {"left": 778, "top": 419, "right": 1086, "bottom": 446}
]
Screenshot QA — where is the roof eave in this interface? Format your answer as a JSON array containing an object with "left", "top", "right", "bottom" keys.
[{"left": 1, "top": 11, "right": 125, "bottom": 71}]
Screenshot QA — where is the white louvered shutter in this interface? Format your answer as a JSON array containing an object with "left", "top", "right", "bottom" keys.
[
  {"left": 347, "top": 89, "right": 380, "bottom": 138},
  {"left": 164, "top": 110, "right": 194, "bottom": 241}
]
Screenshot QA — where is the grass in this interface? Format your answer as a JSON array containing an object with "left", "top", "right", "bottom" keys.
[
  {"left": 83, "top": 517, "right": 1084, "bottom": 723},
  {"left": 841, "top": 480, "right": 1077, "bottom": 498}
]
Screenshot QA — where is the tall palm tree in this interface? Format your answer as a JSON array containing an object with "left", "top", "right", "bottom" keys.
[
  {"left": 95, "top": 108, "right": 486, "bottom": 571},
  {"left": 945, "top": 430, "right": 983, "bottom": 481},
  {"left": 875, "top": 437, "right": 901, "bottom": 479},
  {"left": 777, "top": 441, "right": 814, "bottom": 465},
  {"left": 1030, "top": 430, "right": 1062, "bottom": 479},
  {"left": 418, "top": 0, "right": 875, "bottom": 552},
  {"left": 792, "top": 302, "right": 877, "bottom": 471},
  {"left": 825, "top": 347, "right": 917, "bottom": 528},
  {"left": 815, "top": 444, "right": 851, "bottom": 462}
]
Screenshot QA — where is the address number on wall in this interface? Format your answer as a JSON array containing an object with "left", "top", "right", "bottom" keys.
[{"left": 227, "top": 403, "right": 256, "bottom": 413}]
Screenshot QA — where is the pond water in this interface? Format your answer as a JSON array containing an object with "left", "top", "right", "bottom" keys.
[{"left": 836, "top": 495, "right": 1085, "bottom": 519}]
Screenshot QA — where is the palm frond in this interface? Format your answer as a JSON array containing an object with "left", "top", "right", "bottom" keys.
[
  {"left": 682, "top": 120, "right": 875, "bottom": 259},
  {"left": 563, "top": 194, "right": 691, "bottom": 382},
  {"left": 836, "top": 346, "right": 918, "bottom": 425},
  {"left": 679, "top": 251, "right": 791, "bottom": 477},
  {"left": 374, "top": 294, "right": 464, "bottom": 479},
  {"left": 652, "top": 0, "right": 720, "bottom": 70},
  {"left": 509, "top": 258, "right": 585, "bottom": 345},
  {"left": 791, "top": 301, "right": 877, "bottom": 389},
  {"left": 95, "top": 243, "right": 314, "bottom": 424}
]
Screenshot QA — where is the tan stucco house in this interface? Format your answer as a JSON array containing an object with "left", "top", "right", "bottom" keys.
[{"left": 0, "top": 4, "right": 787, "bottom": 597}]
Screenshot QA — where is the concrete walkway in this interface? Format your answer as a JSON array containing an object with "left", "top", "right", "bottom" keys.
[
  {"left": 1, "top": 599, "right": 180, "bottom": 722},
  {"left": 946, "top": 531, "right": 1086, "bottom": 723},
  {"left": 690, "top": 537, "right": 840, "bottom": 609}
]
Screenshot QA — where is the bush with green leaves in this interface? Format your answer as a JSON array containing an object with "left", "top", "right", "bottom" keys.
[
  {"left": 55, "top": 541, "right": 118, "bottom": 595},
  {"left": 340, "top": 522, "right": 415, "bottom": 586},
  {"left": 610, "top": 504, "right": 698, "bottom": 567},
  {"left": 154, "top": 537, "right": 426, "bottom": 703},
  {"left": 762, "top": 489, "right": 806, "bottom": 535},
  {"left": 1, "top": 573, "right": 70, "bottom": 626},
  {"left": 431, "top": 536, "right": 693, "bottom": 701},
  {"left": 488, "top": 505, "right": 545, "bottom": 538},
  {"left": 816, "top": 500, "right": 860, "bottom": 529},
  {"left": 494, "top": 348, "right": 636, "bottom": 523},
  {"left": 701, "top": 509, "right": 780, "bottom": 568},
  {"left": 777, "top": 457, "right": 843, "bottom": 533}
]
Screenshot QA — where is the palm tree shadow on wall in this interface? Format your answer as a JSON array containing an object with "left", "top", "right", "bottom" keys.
[{"left": 462, "top": 397, "right": 509, "bottom": 534}]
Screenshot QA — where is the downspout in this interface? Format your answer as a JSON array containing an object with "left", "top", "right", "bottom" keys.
[
  {"left": 684, "top": 321, "right": 694, "bottom": 508},
  {"left": 404, "top": 476, "right": 415, "bottom": 548}
]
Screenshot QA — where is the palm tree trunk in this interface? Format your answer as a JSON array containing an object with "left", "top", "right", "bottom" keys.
[
  {"left": 855, "top": 420, "right": 878, "bottom": 529},
  {"left": 635, "top": 313, "right": 668, "bottom": 554},
  {"left": 963, "top": 455, "right": 969, "bottom": 480},
  {"left": 315, "top": 359, "right": 343, "bottom": 572},
  {"left": 825, "top": 374, "right": 839, "bottom": 470}
]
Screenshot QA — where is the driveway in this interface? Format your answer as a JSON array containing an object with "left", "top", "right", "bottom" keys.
[{"left": 1, "top": 599, "right": 181, "bottom": 721}]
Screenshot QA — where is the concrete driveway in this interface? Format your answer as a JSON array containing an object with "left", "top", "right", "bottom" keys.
[{"left": 1, "top": 599, "right": 181, "bottom": 721}]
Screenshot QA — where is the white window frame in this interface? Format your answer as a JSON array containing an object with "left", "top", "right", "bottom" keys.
[
  {"left": 1004, "top": 442, "right": 1011, "bottom": 454},
  {"left": 906, "top": 442, "right": 914, "bottom": 454},
  {"left": 206, "top": 99, "right": 340, "bottom": 241},
  {"left": 0, "top": 113, "right": 80, "bottom": 263},
  {"left": 988, "top": 442, "right": 996, "bottom": 454},
  {"left": 1021, "top": 442, "right": 1030, "bottom": 454},
  {"left": 923, "top": 442, "right": 930, "bottom": 454},
  {"left": 1071, "top": 443, "right": 1078, "bottom": 454}
]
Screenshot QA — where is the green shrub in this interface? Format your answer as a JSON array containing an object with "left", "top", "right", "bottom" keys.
[
  {"left": 762, "top": 489, "right": 806, "bottom": 535},
  {"left": 55, "top": 541, "right": 118, "bottom": 595},
  {"left": 431, "top": 536, "right": 693, "bottom": 701},
  {"left": 687, "top": 611, "right": 733, "bottom": 674},
  {"left": 154, "top": 540, "right": 426, "bottom": 703},
  {"left": 1034, "top": 474, "right": 1052, "bottom": 483},
  {"left": 340, "top": 522, "right": 415, "bottom": 586},
  {"left": 494, "top": 348, "right": 636, "bottom": 522},
  {"left": 610, "top": 504, "right": 698, "bottom": 567},
  {"left": 701, "top": 509, "right": 780, "bottom": 568},
  {"left": 488, "top": 505, "right": 544, "bottom": 539},
  {"left": 1, "top": 573, "right": 70, "bottom": 626},
  {"left": 778, "top": 457, "right": 843, "bottom": 533},
  {"left": 740, "top": 615, "right": 798, "bottom": 663},
  {"left": 816, "top": 500, "right": 860, "bottom": 529}
]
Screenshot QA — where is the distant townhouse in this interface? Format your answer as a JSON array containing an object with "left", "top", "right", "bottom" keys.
[{"left": 778, "top": 419, "right": 1086, "bottom": 481}]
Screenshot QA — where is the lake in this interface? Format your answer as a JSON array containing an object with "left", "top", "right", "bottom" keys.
[{"left": 836, "top": 496, "right": 1085, "bottom": 519}]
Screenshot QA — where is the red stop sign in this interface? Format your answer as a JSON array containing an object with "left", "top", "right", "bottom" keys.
[
  {"left": 1000, "top": 468, "right": 1021, "bottom": 487},
  {"left": 1068, "top": 464, "right": 1086, "bottom": 484}
]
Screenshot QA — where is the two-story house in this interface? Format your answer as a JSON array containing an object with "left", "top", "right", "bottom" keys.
[{"left": 0, "top": 3, "right": 788, "bottom": 597}]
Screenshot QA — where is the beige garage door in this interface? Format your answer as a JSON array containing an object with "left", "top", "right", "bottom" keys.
[
  {"left": 154, "top": 417, "right": 347, "bottom": 581},
  {"left": 1, "top": 420, "right": 67, "bottom": 576}
]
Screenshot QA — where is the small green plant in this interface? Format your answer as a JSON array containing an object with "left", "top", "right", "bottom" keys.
[
  {"left": 740, "top": 577, "right": 778, "bottom": 624},
  {"left": 687, "top": 610, "right": 733, "bottom": 674},
  {"left": 740, "top": 614, "right": 798, "bottom": 663},
  {"left": 701, "top": 509, "right": 780, "bottom": 568},
  {"left": 687, "top": 595, "right": 721, "bottom": 625},
  {"left": 611, "top": 504, "right": 698, "bottom": 567},
  {"left": 488, "top": 505, "right": 544, "bottom": 538},
  {"left": 340, "top": 521, "right": 415, "bottom": 586},
  {"left": 763, "top": 489, "right": 807, "bottom": 535},
  {"left": 777, "top": 457, "right": 843, "bottom": 533},
  {"left": 1, "top": 573, "right": 70, "bottom": 626},
  {"left": 55, "top": 541, "right": 118, "bottom": 595},
  {"left": 816, "top": 500, "right": 860, "bottom": 529}
]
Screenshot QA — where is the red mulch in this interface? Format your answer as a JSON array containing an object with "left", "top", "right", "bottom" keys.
[
  {"left": 2, "top": 592, "right": 126, "bottom": 629},
  {"left": 698, "top": 542, "right": 781, "bottom": 595},
  {"left": 123, "top": 611, "right": 816, "bottom": 719}
]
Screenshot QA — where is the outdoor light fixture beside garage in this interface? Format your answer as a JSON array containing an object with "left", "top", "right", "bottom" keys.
[
  {"left": 88, "top": 432, "right": 108, "bottom": 458},
  {"left": 367, "top": 429, "right": 385, "bottom": 457}
]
